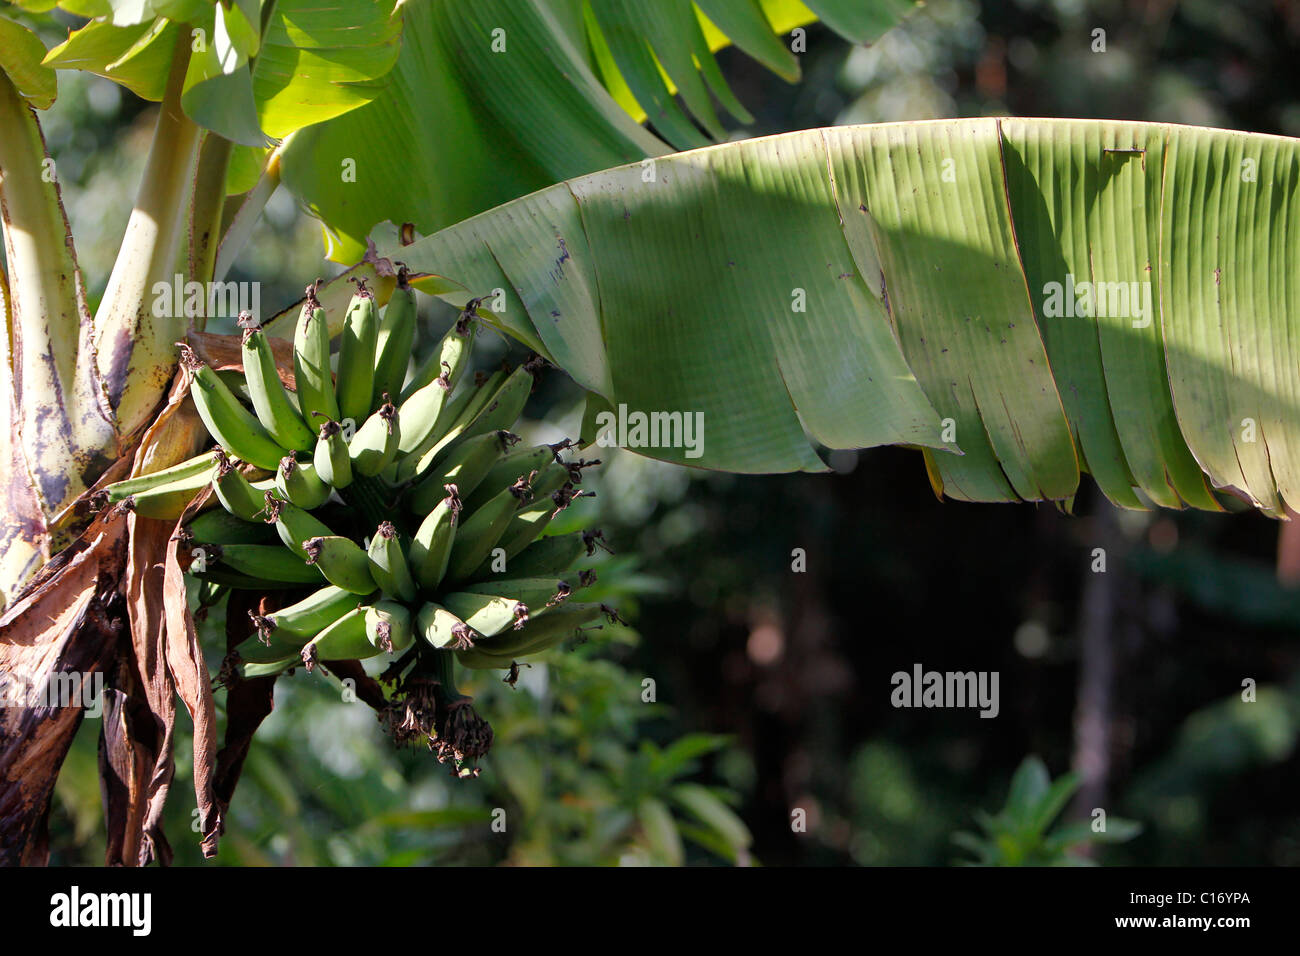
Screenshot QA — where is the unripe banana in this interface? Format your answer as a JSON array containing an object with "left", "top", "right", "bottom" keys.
[
  {"left": 275, "top": 455, "right": 331, "bottom": 510},
  {"left": 366, "top": 600, "right": 413, "bottom": 654},
  {"left": 240, "top": 655, "right": 304, "bottom": 678},
  {"left": 498, "top": 483, "right": 597, "bottom": 560},
  {"left": 215, "top": 543, "right": 326, "bottom": 584},
  {"left": 455, "top": 364, "right": 535, "bottom": 445},
  {"left": 120, "top": 465, "right": 216, "bottom": 519},
  {"left": 256, "top": 584, "right": 361, "bottom": 638},
  {"left": 461, "top": 458, "right": 569, "bottom": 523},
  {"left": 102, "top": 450, "right": 221, "bottom": 501},
  {"left": 493, "top": 502, "right": 557, "bottom": 561},
  {"left": 264, "top": 494, "right": 334, "bottom": 559},
  {"left": 393, "top": 370, "right": 504, "bottom": 483},
  {"left": 241, "top": 320, "right": 315, "bottom": 452},
  {"left": 366, "top": 521, "right": 417, "bottom": 602},
  {"left": 461, "top": 573, "right": 591, "bottom": 609},
  {"left": 395, "top": 377, "right": 454, "bottom": 456},
  {"left": 458, "top": 602, "right": 605, "bottom": 668},
  {"left": 441, "top": 590, "right": 530, "bottom": 636},
  {"left": 186, "top": 507, "right": 277, "bottom": 545},
  {"left": 531, "top": 459, "right": 578, "bottom": 502},
  {"left": 212, "top": 451, "right": 270, "bottom": 521},
  {"left": 500, "top": 530, "right": 607, "bottom": 578},
  {"left": 409, "top": 486, "right": 461, "bottom": 590},
  {"left": 304, "top": 534, "right": 377, "bottom": 595},
  {"left": 414, "top": 365, "right": 533, "bottom": 477},
  {"left": 180, "top": 344, "right": 287, "bottom": 470},
  {"left": 235, "top": 625, "right": 313, "bottom": 665},
  {"left": 398, "top": 301, "right": 477, "bottom": 401},
  {"left": 335, "top": 279, "right": 379, "bottom": 425},
  {"left": 417, "top": 602, "right": 478, "bottom": 650},
  {"left": 313, "top": 419, "right": 353, "bottom": 489},
  {"left": 301, "top": 606, "right": 373, "bottom": 669},
  {"left": 408, "top": 430, "right": 516, "bottom": 514},
  {"left": 444, "top": 477, "right": 532, "bottom": 584},
  {"left": 373, "top": 268, "right": 416, "bottom": 405},
  {"left": 349, "top": 398, "right": 400, "bottom": 476},
  {"left": 461, "top": 441, "right": 564, "bottom": 513},
  {"left": 293, "top": 282, "right": 340, "bottom": 426}
]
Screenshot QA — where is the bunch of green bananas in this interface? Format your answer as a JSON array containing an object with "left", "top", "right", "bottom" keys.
[{"left": 102, "top": 272, "right": 618, "bottom": 774}]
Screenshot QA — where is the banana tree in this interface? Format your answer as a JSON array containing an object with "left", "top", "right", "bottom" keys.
[
  {"left": 4, "top": 0, "right": 1293, "bottom": 867},
  {"left": 0, "top": 0, "right": 908, "bottom": 864}
]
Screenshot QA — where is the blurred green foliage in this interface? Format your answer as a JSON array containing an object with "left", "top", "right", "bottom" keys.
[{"left": 953, "top": 756, "right": 1140, "bottom": 866}]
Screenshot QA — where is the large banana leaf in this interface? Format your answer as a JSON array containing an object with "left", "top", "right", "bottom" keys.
[
  {"left": 281, "top": 0, "right": 918, "bottom": 261},
  {"left": 373, "top": 118, "right": 1300, "bottom": 515}
]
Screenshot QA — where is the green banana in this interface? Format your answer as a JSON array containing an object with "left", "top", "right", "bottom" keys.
[
  {"left": 457, "top": 602, "right": 606, "bottom": 668},
  {"left": 441, "top": 590, "right": 531, "bottom": 637},
  {"left": 393, "top": 370, "right": 504, "bottom": 482},
  {"left": 186, "top": 507, "right": 277, "bottom": 545},
  {"left": 313, "top": 419, "right": 353, "bottom": 489},
  {"left": 304, "top": 534, "right": 377, "bottom": 594},
  {"left": 461, "top": 573, "right": 591, "bottom": 608},
  {"left": 398, "top": 301, "right": 477, "bottom": 401},
  {"left": 461, "top": 441, "right": 564, "bottom": 513},
  {"left": 241, "top": 321, "right": 315, "bottom": 452},
  {"left": 373, "top": 268, "right": 416, "bottom": 405},
  {"left": 531, "top": 459, "right": 578, "bottom": 503},
  {"left": 366, "top": 601, "right": 413, "bottom": 654},
  {"left": 256, "top": 584, "right": 362, "bottom": 638},
  {"left": 335, "top": 279, "right": 379, "bottom": 426},
  {"left": 367, "top": 521, "right": 417, "bottom": 602},
  {"left": 293, "top": 282, "right": 340, "bottom": 427},
  {"left": 417, "top": 602, "right": 478, "bottom": 650},
  {"left": 499, "top": 530, "right": 607, "bottom": 578},
  {"left": 302, "top": 603, "right": 408, "bottom": 665},
  {"left": 408, "top": 430, "right": 515, "bottom": 513},
  {"left": 180, "top": 344, "right": 286, "bottom": 470},
  {"left": 301, "top": 606, "right": 372, "bottom": 668},
  {"left": 275, "top": 455, "right": 331, "bottom": 510},
  {"left": 448, "top": 575, "right": 592, "bottom": 633},
  {"left": 102, "top": 451, "right": 221, "bottom": 501},
  {"left": 444, "top": 478, "right": 532, "bottom": 584},
  {"left": 453, "top": 365, "right": 535, "bottom": 446},
  {"left": 121, "top": 465, "right": 216, "bottom": 519},
  {"left": 212, "top": 452, "right": 269, "bottom": 521},
  {"left": 349, "top": 399, "right": 400, "bottom": 476},
  {"left": 394, "top": 377, "right": 455, "bottom": 456},
  {"left": 493, "top": 502, "right": 557, "bottom": 562},
  {"left": 241, "top": 655, "right": 303, "bottom": 678},
  {"left": 264, "top": 494, "right": 334, "bottom": 559},
  {"left": 234, "top": 625, "right": 313, "bottom": 665},
  {"left": 215, "top": 543, "right": 326, "bottom": 584},
  {"left": 408, "top": 486, "right": 461, "bottom": 591},
  {"left": 414, "top": 365, "right": 532, "bottom": 476}
]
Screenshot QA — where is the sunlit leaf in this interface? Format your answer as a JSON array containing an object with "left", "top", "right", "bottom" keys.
[
  {"left": 43, "top": 17, "right": 180, "bottom": 102},
  {"left": 0, "top": 16, "right": 57, "bottom": 108}
]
